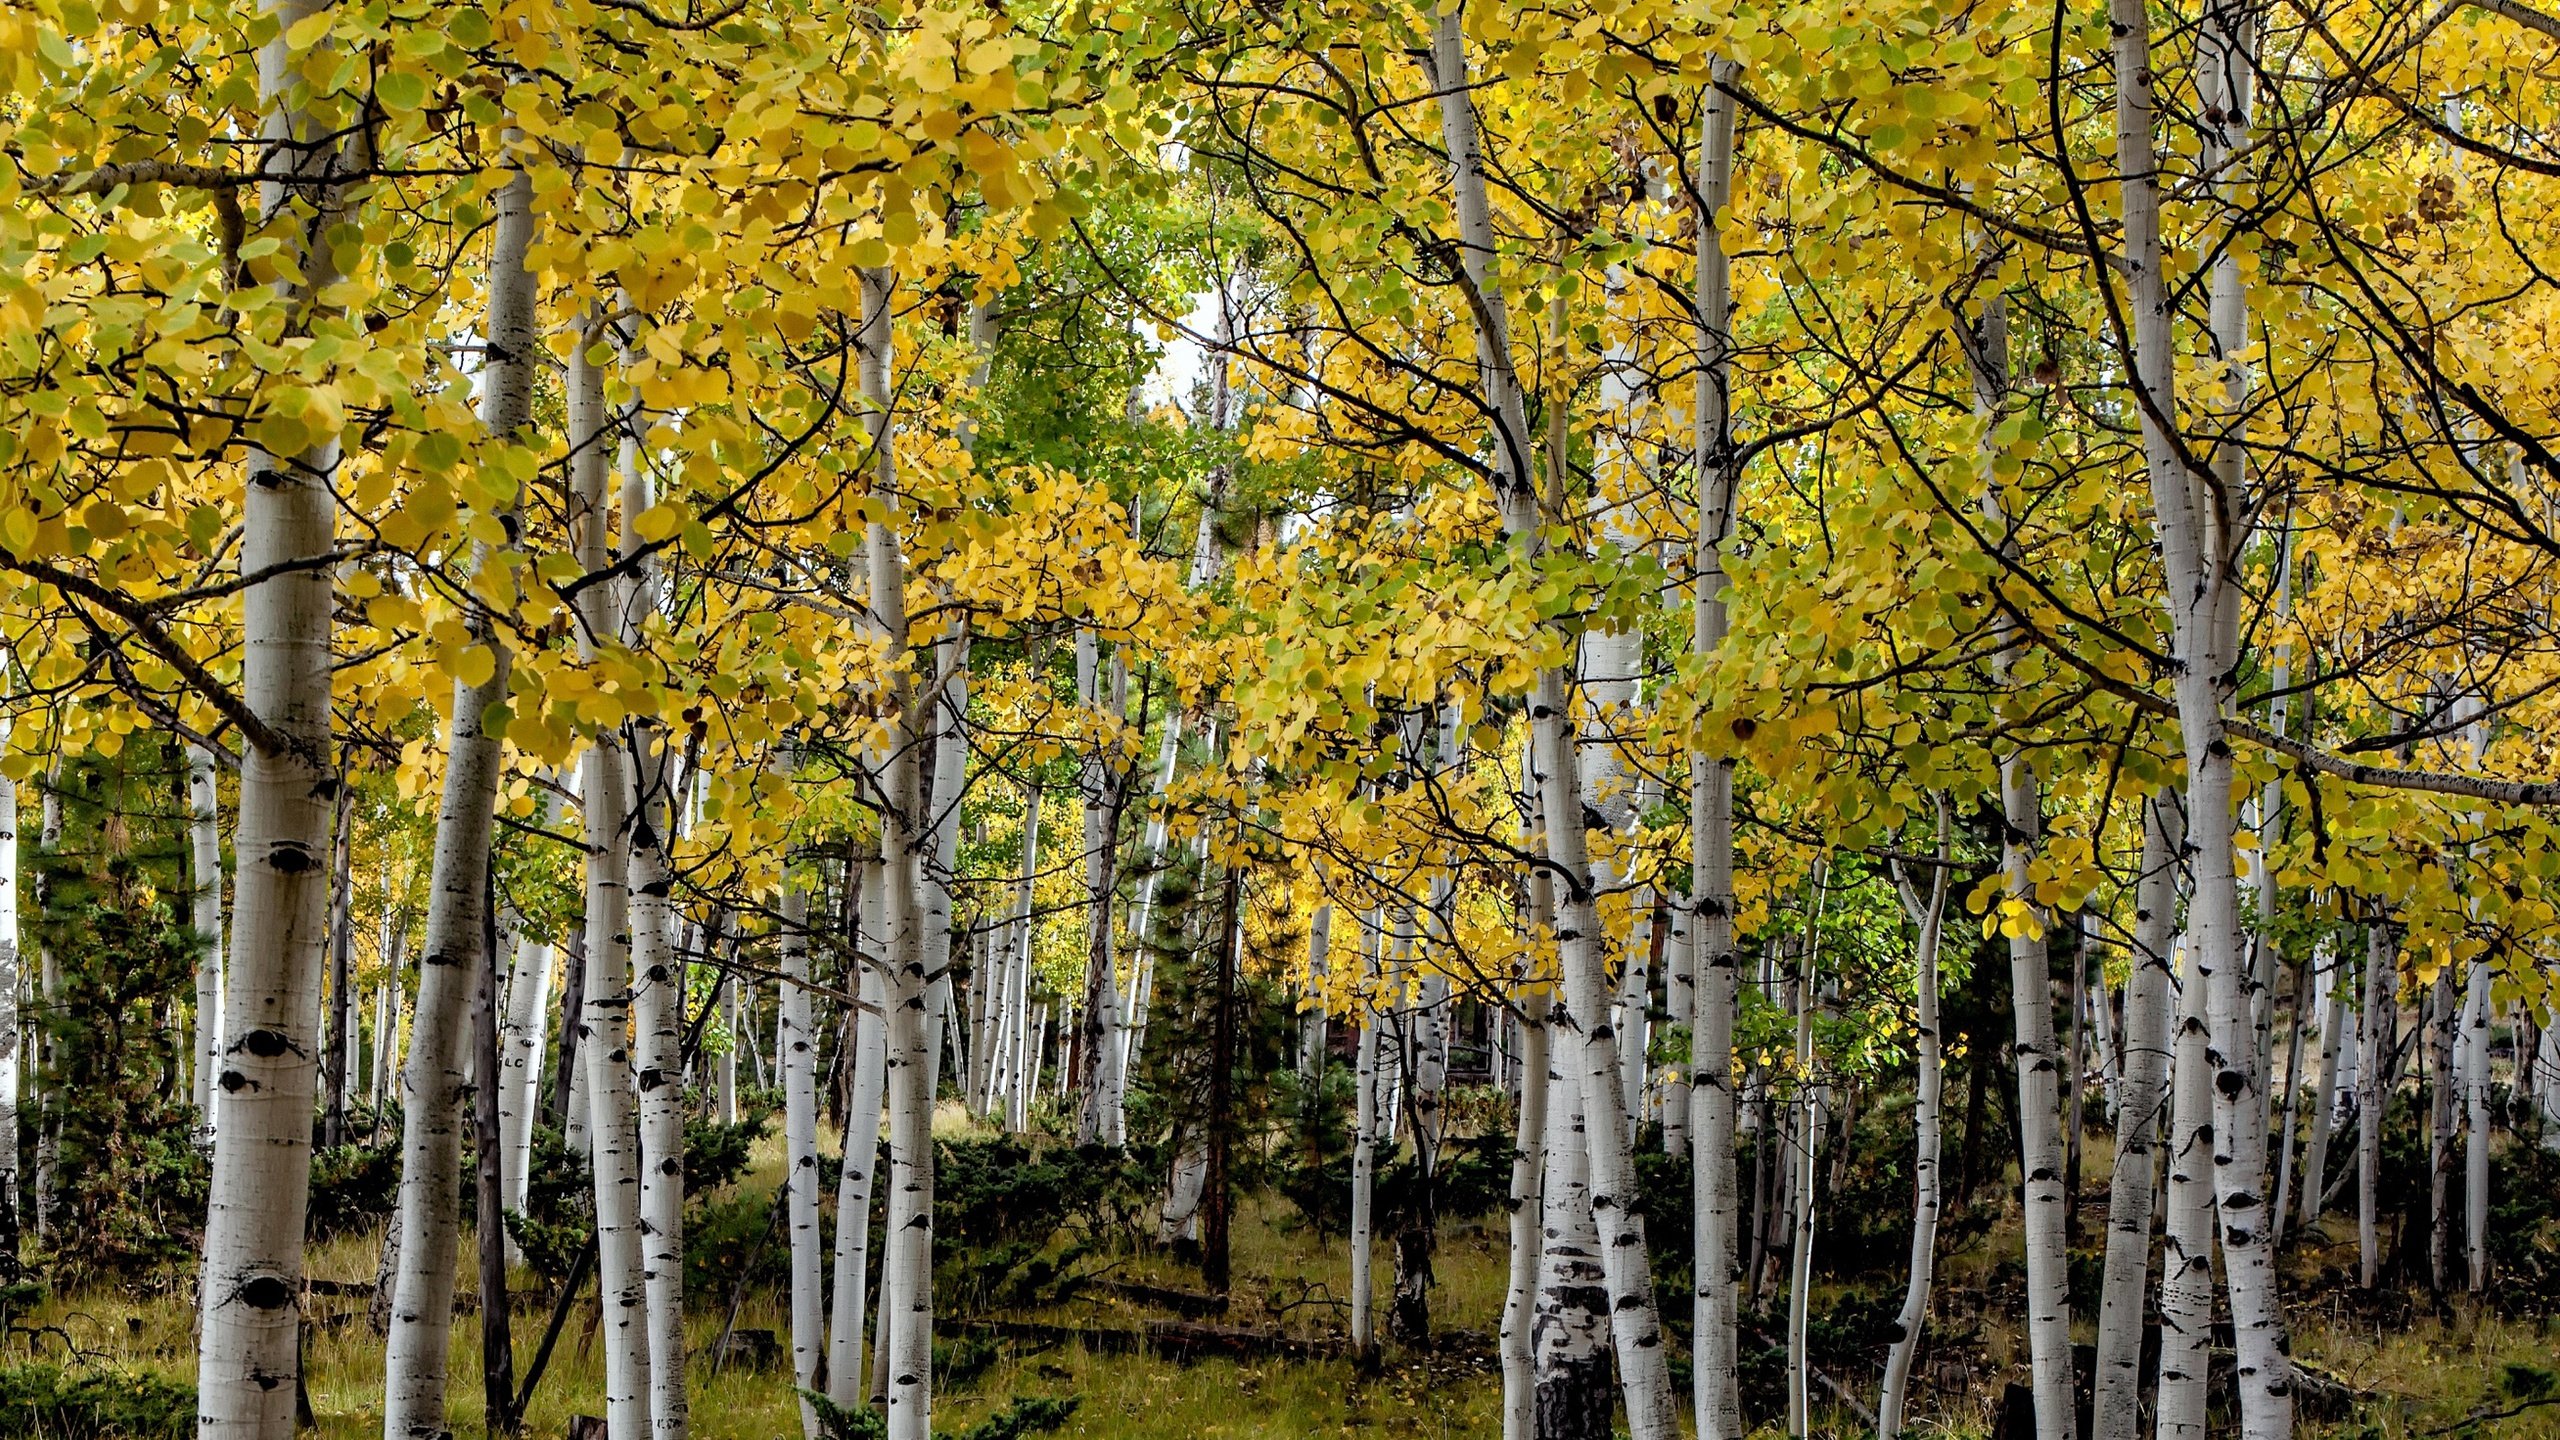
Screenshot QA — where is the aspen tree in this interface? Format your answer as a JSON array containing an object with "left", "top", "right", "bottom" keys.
[
  {"left": 196, "top": 2, "right": 353, "bottom": 1428},
  {"left": 1689, "top": 60, "right": 1749, "bottom": 1440},
  {"left": 381, "top": 151, "right": 532, "bottom": 1440},
  {"left": 1877, "top": 803, "right": 1950, "bottom": 1440},
  {"left": 2092, "top": 800, "right": 2180, "bottom": 1440},
  {"left": 780, "top": 881, "right": 822, "bottom": 1440},
  {"left": 2155, "top": 938, "right": 2211, "bottom": 1440},
  {"left": 571, "top": 306, "right": 651, "bottom": 1438},
  {"left": 187, "top": 743, "right": 224, "bottom": 1143}
]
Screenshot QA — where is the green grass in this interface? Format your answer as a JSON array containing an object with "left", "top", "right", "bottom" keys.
[{"left": 24, "top": 1112, "right": 2560, "bottom": 1438}]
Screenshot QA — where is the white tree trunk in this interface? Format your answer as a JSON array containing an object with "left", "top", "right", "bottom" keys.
[
  {"left": 1877, "top": 807, "right": 1950, "bottom": 1440},
  {"left": 571, "top": 306, "right": 650, "bottom": 1439},
  {"left": 2092, "top": 800, "right": 2179, "bottom": 1440},
  {"left": 1534, "top": 1044, "right": 1613, "bottom": 1440},
  {"left": 853, "top": 264, "right": 938, "bottom": 1440},
  {"left": 1073, "top": 631, "right": 1126, "bottom": 1147},
  {"left": 2156, "top": 937, "right": 2214, "bottom": 1440},
  {"left": 1499, "top": 995, "right": 1550, "bottom": 1440},
  {"left": 1689, "top": 58, "right": 1748, "bottom": 1440},
  {"left": 1785, "top": 938, "right": 1821, "bottom": 1440},
  {"left": 828, "top": 956, "right": 888, "bottom": 1411},
  {"left": 0, "top": 753, "right": 17, "bottom": 1235},
  {"left": 780, "top": 883, "right": 823, "bottom": 1440},
  {"left": 1348, "top": 918, "right": 1379, "bottom": 1358},
  {"left": 500, "top": 933, "right": 555, "bottom": 1212},
  {"left": 620, "top": 405, "right": 690, "bottom": 1440},
  {"left": 2300, "top": 936, "right": 2345, "bottom": 1227},
  {"left": 2116, "top": 0, "right": 2290, "bottom": 1422},
  {"left": 195, "top": 7, "right": 348, "bottom": 1423},
  {"left": 1299, "top": 904, "right": 1332, "bottom": 1084},
  {"left": 188, "top": 744, "right": 226, "bottom": 1143},
  {"left": 381, "top": 155, "right": 535, "bottom": 1436}
]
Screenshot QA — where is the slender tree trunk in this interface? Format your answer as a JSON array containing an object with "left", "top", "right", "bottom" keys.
[
  {"left": 500, "top": 929, "right": 554, "bottom": 1214},
  {"left": 854, "top": 265, "right": 938, "bottom": 1440},
  {"left": 326, "top": 786, "right": 356, "bottom": 1146},
  {"left": 2300, "top": 936, "right": 2344, "bottom": 1230},
  {"left": 188, "top": 744, "right": 225, "bottom": 1145},
  {"left": 195, "top": 9, "right": 349, "bottom": 1421},
  {"left": 828, "top": 951, "right": 887, "bottom": 1412},
  {"left": 1534, "top": 1040, "right": 1612, "bottom": 1440},
  {"left": 1073, "top": 631, "right": 1126, "bottom": 1147},
  {"left": 2462, "top": 957, "right": 2490, "bottom": 1291},
  {"left": 571, "top": 305, "right": 650, "bottom": 1439},
  {"left": 380, "top": 153, "right": 530, "bottom": 1439},
  {"left": 780, "top": 882, "right": 823, "bottom": 1440},
  {"left": 1689, "top": 57, "right": 1748, "bottom": 1440},
  {"left": 2360, "top": 921, "right": 2390, "bottom": 1287},
  {"left": 2271, "top": 940, "right": 2312, "bottom": 1249},
  {"left": 1203, "top": 862, "right": 1239, "bottom": 1294},
  {"left": 2118, "top": 0, "right": 2291, "bottom": 1424},
  {"left": 2156, "top": 939, "right": 2214, "bottom": 1440},
  {"left": 1348, "top": 914, "right": 1379, "bottom": 1359},
  {"left": 1877, "top": 805, "right": 1950, "bottom": 1440},
  {"left": 1500, "top": 994, "right": 1551, "bottom": 1440},
  {"left": 619, "top": 373, "right": 690, "bottom": 1440},
  {"left": 554, "top": 925, "right": 587, "bottom": 1140},
  {"left": 477, "top": 876, "right": 519, "bottom": 1436},
  {"left": 2429, "top": 970, "right": 2456, "bottom": 1291},
  {"left": 1974, "top": 290, "right": 2074, "bottom": 1440},
  {"left": 2091, "top": 799, "right": 2179, "bottom": 1440},
  {"left": 0, "top": 751, "right": 18, "bottom": 1271},
  {"left": 1784, "top": 931, "right": 1820, "bottom": 1440}
]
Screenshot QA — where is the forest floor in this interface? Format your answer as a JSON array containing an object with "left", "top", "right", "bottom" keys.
[{"left": 26, "top": 1111, "right": 2560, "bottom": 1439}]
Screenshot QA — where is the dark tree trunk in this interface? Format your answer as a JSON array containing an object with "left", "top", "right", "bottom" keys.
[
  {"left": 324, "top": 785, "right": 355, "bottom": 1147},
  {"left": 478, "top": 859, "right": 518, "bottom": 1432},
  {"left": 1535, "top": 1345, "right": 1614, "bottom": 1440},
  {"left": 1203, "top": 863, "right": 1239, "bottom": 1295},
  {"left": 548, "top": 923, "right": 588, "bottom": 1127}
]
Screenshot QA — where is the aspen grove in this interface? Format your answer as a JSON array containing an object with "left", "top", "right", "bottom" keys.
[{"left": 8, "top": 0, "right": 2560, "bottom": 1434}]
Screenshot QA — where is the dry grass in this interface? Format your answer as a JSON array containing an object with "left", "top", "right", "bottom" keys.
[{"left": 23, "top": 1111, "right": 2560, "bottom": 1438}]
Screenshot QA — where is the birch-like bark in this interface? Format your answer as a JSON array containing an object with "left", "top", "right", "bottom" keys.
[
  {"left": 1689, "top": 59, "right": 1748, "bottom": 1440},
  {"left": 619, "top": 384, "right": 690, "bottom": 1440},
  {"left": 1784, "top": 926, "right": 1821, "bottom": 1440},
  {"left": 828, "top": 951, "right": 887, "bottom": 1411},
  {"left": 571, "top": 305, "right": 650, "bottom": 1438},
  {"left": 0, "top": 750, "right": 17, "bottom": 1256},
  {"left": 1420, "top": 14, "right": 1677, "bottom": 1425},
  {"left": 780, "top": 882, "right": 823, "bottom": 1440},
  {"left": 2092, "top": 798, "right": 2179, "bottom": 1440},
  {"left": 380, "top": 153, "right": 531, "bottom": 1439},
  {"left": 500, "top": 929, "right": 555, "bottom": 1212},
  {"left": 1499, "top": 993, "right": 1551, "bottom": 1440},
  {"left": 1348, "top": 915, "right": 1380, "bottom": 1358},
  {"left": 188, "top": 743, "right": 225, "bottom": 1144},
  {"left": 196, "top": 7, "right": 349, "bottom": 1423},
  {"left": 2117, "top": 0, "right": 2291, "bottom": 1422},
  {"left": 2300, "top": 936, "right": 2345, "bottom": 1228},
  {"left": 2156, "top": 938, "right": 2214, "bottom": 1440},
  {"left": 853, "top": 264, "right": 938, "bottom": 1440},
  {"left": 1972, "top": 284, "right": 2074, "bottom": 1440},
  {"left": 1532, "top": 661, "right": 1680, "bottom": 1440},
  {"left": 1072, "top": 631, "right": 1126, "bottom": 1147},
  {"left": 1533, "top": 1040, "right": 1612, "bottom": 1440},
  {"left": 1877, "top": 804, "right": 1950, "bottom": 1440},
  {"left": 1299, "top": 904, "right": 1332, "bottom": 1085}
]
